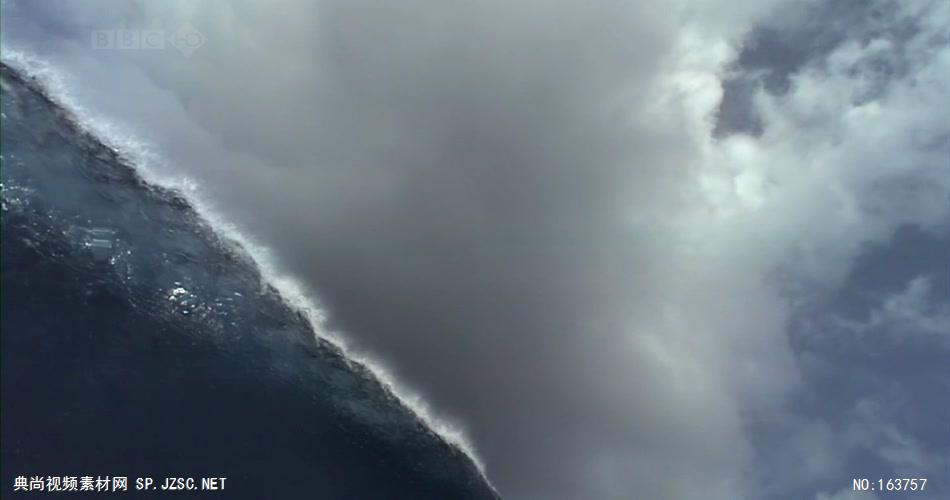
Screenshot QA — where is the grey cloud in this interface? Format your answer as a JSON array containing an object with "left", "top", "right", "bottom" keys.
[{"left": 770, "top": 223, "right": 950, "bottom": 499}]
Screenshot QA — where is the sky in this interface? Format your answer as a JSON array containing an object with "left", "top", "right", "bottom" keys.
[{"left": 2, "top": 1, "right": 948, "bottom": 498}]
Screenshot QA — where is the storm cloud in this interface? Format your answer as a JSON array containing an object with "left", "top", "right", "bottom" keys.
[{"left": 3, "top": 1, "right": 947, "bottom": 498}]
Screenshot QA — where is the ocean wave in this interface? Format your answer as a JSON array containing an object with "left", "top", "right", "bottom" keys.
[{"left": 0, "top": 48, "right": 491, "bottom": 485}]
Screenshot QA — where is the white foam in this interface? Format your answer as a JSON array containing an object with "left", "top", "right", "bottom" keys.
[{"left": 2, "top": 49, "right": 492, "bottom": 484}]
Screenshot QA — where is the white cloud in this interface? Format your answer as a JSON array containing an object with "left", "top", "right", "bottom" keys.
[
  {"left": 829, "top": 275, "right": 950, "bottom": 342},
  {"left": 867, "top": 277, "right": 950, "bottom": 336}
]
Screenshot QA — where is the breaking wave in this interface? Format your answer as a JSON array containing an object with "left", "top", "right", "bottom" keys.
[{"left": 1, "top": 48, "right": 491, "bottom": 485}]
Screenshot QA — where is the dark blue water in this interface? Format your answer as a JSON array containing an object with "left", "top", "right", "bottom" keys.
[{"left": 0, "top": 62, "right": 498, "bottom": 499}]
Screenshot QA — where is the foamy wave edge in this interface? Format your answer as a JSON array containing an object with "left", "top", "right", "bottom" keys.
[{"left": 1, "top": 49, "right": 493, "bottom": 487}]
